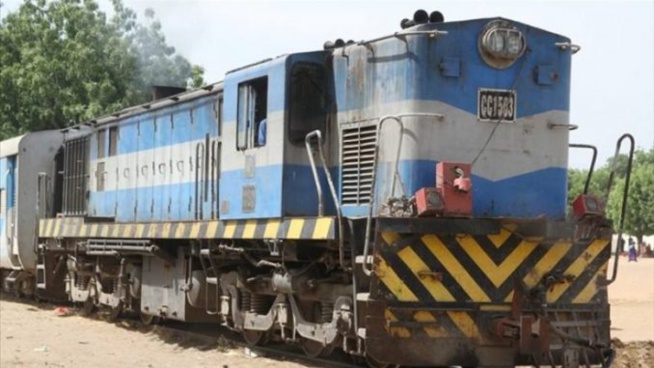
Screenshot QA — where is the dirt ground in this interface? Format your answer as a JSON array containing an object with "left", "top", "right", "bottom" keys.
[
  {"left": 0, "top": 257, "right": 652, "bottom": 367},
  {"left": 607, "top": 257, "right": 654, "bottom": 368},
  {"left": 0, "top": 297, "right": 309, "bottom": 368}
]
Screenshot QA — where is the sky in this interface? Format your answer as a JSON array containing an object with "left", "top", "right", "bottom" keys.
[{"left": 2, "top": 0, "right": 653, "bottom": 168}]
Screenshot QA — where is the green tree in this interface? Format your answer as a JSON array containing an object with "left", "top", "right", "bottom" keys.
[
  {"left": 606, "top": 149, "right": 654, "bottom": 243},
  {"left": 0, "top": 0, "right": 204, "bottom": 140},
  {"left": 567, "top": 166, "right": 609, "bottom": 205},
  {"left": 568, "top": 148, "right": 654, "bottom": 243}
]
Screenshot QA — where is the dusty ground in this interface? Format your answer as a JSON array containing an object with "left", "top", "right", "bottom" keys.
[
  {"left": 608, "top": 257, "right": 654, "bottom": 368},
  {"left": 0, "top": 296, "right": 311, "bottom": 368},
  {"left": 0, "top": 257, "right": 652, "bottom": 367}
]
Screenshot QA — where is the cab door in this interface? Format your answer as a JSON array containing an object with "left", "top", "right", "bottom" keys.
[
  {"left": 282, "top": 54, "right": 333, "bottom": 216},
  {"left": 220, "top": 60, "right": 285, "bottom": 220}
]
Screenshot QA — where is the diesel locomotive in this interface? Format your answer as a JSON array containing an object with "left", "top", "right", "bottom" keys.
[{"left": 1, "top": 10, "right": 633, "bottom": 367}]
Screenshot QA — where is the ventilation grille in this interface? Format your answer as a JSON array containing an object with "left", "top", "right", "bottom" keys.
[
  {"left": 341, "top": 124, "right": 377, "bottom": 205},
  {"left": 62, "top": 136, "right": 89, "bottom": 216}
]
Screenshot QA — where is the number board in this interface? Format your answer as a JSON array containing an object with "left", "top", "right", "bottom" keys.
[{"left": 478, "top": 89, "right": 516, "bottom": 122}]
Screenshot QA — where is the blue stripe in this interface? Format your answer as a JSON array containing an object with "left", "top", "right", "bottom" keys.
[
  {"left": 357, "top": 160, "right": 567, "bottom": 219},
  {"left": 0, "top": 156, "right": 16, "bottom": 209},
  {"left": 88, "top": 159, "right": 566, "bottom": 222},
  {"left": 0, "top": 156, "right": 16, "bottom": 242},
  {"left": 89, "top": 165, "right": 284, "bottom": 222},
  {"left": 282, "top": 164, "right": 338, "bottom": 216}
]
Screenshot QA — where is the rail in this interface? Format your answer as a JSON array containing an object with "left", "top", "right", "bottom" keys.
[
  {"left": 34, "top": 172, "right": 49, "bottom": 253},
  {"left": 360, "top": 112, "right": 445, "bottom": 276},
  {"left": 568, "top": 143, "right": 598, "bottom": 194},
  {"left": 358, "top": 30, "right": 448, "bottom": 46},
  {"left": 606, "top": 133, "right": 635, "bottom": 285},
  {"left": 554, "top": 41, "right": 582, "bottom": 54}
]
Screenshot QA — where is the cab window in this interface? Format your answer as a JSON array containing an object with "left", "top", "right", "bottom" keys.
[
  {"left": 288, "top": 63, "right": 327, "bottom": 143},
  {"left": 237, "top": 77, "right": 268, "bottom": 150}
]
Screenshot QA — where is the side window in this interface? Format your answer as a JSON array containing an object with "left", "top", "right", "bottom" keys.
[
  {"left": 109, "top": 126, "right": 119, "bottom": 156},
  {"left": 237, "top": 77, "right": 268, "bottom": 150},
  {"left": 96, "top": 162, "right": 105, "bottom": 192},
  {"left": 289, "top": 63, "right": 327, "bottom": 143},
  {"left": 97, "top": 129, "right": 106, "bottom": 159}
]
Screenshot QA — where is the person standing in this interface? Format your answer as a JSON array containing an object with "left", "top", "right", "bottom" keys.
[{"left": 628, "top": 237, "right": 638, "bottom": 262}]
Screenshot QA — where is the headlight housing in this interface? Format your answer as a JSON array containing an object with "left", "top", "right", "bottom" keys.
[{"left": 479, "top": 20, "right": 526, "bottom": 69}]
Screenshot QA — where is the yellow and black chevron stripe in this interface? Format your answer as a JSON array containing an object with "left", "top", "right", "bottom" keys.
[
  {"left": 373, "top": 226, "right": 611, "bottom": 307},
  {"left": 384, "top": 308, "right": 481, "bottom": 340},
  {"left": 39, "top": 217, "right": 335, "bottom": 240}
]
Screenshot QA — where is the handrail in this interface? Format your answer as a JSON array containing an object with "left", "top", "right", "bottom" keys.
[
  {"left": 607, "top": 133, "right": 635, "bottom": 285},
  {"left": 34, "top": 172, "right": 48, "bottom": 254},
  {"left": 358, "top": 30, "right": 448, "bottom": 47},
  {"left": 569, "top": 143, "right": 598, "bottom": 194},
  {"left": 195, "top": 143, "right": 205, "bottom": 220},
  {"left": 554, "top": 42, "right": 581, "bottom": 54},
  {"left": 548, "top": 122, "right": 579, "bottom": 130},
  {"left": 304, "top": 130, "right": 346, "bottom": 270},
  {"left": 360, "top": 112, "right": 445, "bottom": 276},
  {"left": 305, "top": 132, "right": 325, "bottom": 216}
]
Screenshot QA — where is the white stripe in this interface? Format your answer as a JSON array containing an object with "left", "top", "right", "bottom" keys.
[
  {"left": 336, "top": 99, "right": 569, "bottom": 181},
  {"left": 91, "top": 139, "right": 207, "bottom": 191}
]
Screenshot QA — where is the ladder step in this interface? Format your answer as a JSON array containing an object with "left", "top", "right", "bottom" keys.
[
  {"left": 356, "top": 292, "right": 370, "bottom": 301},
  {"left": 355, "top": 255, "right": 374, "bottom": 264},
  {"left": 206, "top": 277, "right": 218, "bottom": 285},
  {"left": 36, "top": 264, "right": 45, "bottom": 270},
  {"left": 36, "top": 283, "right": 46, "bottom": 290},
  {"left": 199, "top": 249, "right": 211, "bottom": 256},
  {"left": 357, "top": 328, "right": 366, "bottom": 338},
  {"left": 5, "top": 270, "right": 19, "bottom": 284}
]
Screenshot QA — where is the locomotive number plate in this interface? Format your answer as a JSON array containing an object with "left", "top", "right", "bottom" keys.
[{"left": 478, "top": 89, "right": 516, "bottom": 122}]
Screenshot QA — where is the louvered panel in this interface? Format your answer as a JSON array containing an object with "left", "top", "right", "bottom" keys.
[{"left": 341, "top": 124, "right": 378, "bottom": 205}]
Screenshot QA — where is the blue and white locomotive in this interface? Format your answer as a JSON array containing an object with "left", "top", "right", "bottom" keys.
[{"left": 2, "top": 10, "right": 628, "bottom": 368}]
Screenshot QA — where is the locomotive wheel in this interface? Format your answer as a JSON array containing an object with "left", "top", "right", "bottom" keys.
[
  {"left": 107, "top": 301, "right": 123, "bottom": 322},
  {"left": 300, "top": 338, "right": 334, "bottom": 358},
  {"left": 140, "top": 312, "right": 160, "bottom": 326},
  {"left": 242, "top": 329, "right": 269, "bottom": 346},
  {"left": 79, "top": 299, "right": 95, "bottom": 317}
]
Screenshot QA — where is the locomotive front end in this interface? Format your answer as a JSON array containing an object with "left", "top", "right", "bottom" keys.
[{"left": 331, "top": 13, "right": 615, "bottom": 367}]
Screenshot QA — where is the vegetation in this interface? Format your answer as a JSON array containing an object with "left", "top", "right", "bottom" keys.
[
  {"left": 568, "top": 148, "right": 654, "bottom": 243},
  {"left": 0, "top": 0, "right": 204, "bottom": 139}
]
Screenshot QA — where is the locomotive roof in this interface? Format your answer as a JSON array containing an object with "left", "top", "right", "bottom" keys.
[
  {"left": 62, "top": 81, "right": 223, "bottom": 131},
  {"left": 0, "top": 134, "right": 25, "bottom": 158}
]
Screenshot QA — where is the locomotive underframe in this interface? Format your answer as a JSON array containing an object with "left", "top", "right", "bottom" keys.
[
  {"left": 34, "top": 215, "right": 616, "bottom": 368},
  {"left": 36, "top": 231, "right": 360, "bottom": 356}
]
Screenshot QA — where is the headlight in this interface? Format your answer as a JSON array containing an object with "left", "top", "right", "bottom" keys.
[
  {"left": 479, "top": 20, "right": 526, "bottom": 69},
  {"left": 487, "top": 30, "right": 505, "bottom": 53}
]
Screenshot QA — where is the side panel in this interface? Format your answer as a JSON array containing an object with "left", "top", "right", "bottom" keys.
[
  {"left": 13, "top": 132, "right": 63, "bottom": 270},
  {"left": 140, "top": 248, "right": 214, "bottom": 322},
  {"left": 87, "top": 94, "right": 220, "bottom": 222}
]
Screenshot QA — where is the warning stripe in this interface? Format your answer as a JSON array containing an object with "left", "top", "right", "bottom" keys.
[
  {"left": 39, "top": 217, "right": 336, "bottom": 240},
  {"left": 374, "top": 228, "right": 612, "bottom": 306},
  {"left": 383, "top": 307, "right": 479, "bottom": 339}
]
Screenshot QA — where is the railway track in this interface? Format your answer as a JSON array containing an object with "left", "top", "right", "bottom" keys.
[{"left": 150, "top": 321, "right": 363, "bottom": 368}]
